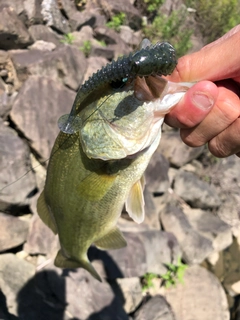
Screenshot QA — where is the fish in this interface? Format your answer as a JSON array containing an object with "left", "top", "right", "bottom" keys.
[{"left": 37, "top": 40, "right": 193, "bottom": 281}]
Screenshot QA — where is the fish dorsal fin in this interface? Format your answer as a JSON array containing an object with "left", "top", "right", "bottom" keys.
[
  {"left": 54, "top": 250, "right": 102, "bottom": 282},
  {"left": 37, "top": 191, "right": 58, "bottom": 234},
  {"left": 125, "top": 177, "right": 145, "bottom": 224},
  {"left": 94, "top": 226, "right": 127, "bottom": 250},
  {"left": 78, "top": 172, "right": 117, "bottom": 201}
]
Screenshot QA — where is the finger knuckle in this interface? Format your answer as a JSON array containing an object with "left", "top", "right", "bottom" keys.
[
  {"left": 180, "top": 130, "right": 206, "bottom": 147},
  {"left": 208, "top": 138, "right": 229, "bottom": 158}
]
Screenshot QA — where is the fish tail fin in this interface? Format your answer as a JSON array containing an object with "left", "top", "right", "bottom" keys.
[{"left": 54, "top": 250, "right": 102, "bottom": 282}]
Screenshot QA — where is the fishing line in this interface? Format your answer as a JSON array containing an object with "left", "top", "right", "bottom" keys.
[{"left": 0, "top": 80, "right": 130, "bottom": 194}]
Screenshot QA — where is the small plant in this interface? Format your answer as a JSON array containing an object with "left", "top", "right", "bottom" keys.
[
  {"left": 143, "top": 6, "right": 192, "bottom": 57},
  {"left": 184, "top": 0, "right": 240, "bottom": 43},
  {"left": 106, "top": 12, "right": 126, "bottom": 32},
  {"left": 203, "top": 175, "right": 211, "bottom": 183},
  {"left": 80, "top": 40, "right": 92, "bottom": 58},
  {"left": 142, "top": 272, "right": 159, "bottom": 291},
  {"left": 60, "top": 33, "right": 75, "bottom": 45},
  {"left": 96, "top": 40, "right": 107, "bottom": 47},
  {"left": 144, "top": 0, "right": 164, "bottom": 12},
  {"left": 161, "top": 257, "right": 188, "bottom": 288}
]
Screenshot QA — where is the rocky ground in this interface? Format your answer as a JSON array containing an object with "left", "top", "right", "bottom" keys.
[{"left": 0, "top": 1, "right": 240, "bottom": 320}]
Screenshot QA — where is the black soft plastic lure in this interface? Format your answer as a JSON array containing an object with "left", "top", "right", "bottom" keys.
[{"left": 58, "top": 39, "right": 177, "bottom": 134}]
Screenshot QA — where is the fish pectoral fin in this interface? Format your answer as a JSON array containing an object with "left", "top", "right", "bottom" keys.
[
  {"left": 37, "top": 191, "right": 58, "bottom": 234},
  {"left": 94, "top": 226, "right": 127, "bottom": 250},
  {"left": 78, "top": 172, "right": 117, "bottom": 201},
  {"left": 54, "top": 250, "right": 102, "bottom": 282},
  {"left": 125, "top": 178, "right": 145, "bottom": 224}
]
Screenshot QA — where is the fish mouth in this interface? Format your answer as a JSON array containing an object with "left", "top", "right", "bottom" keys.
[{"left": 134, "top": 75, "right": 168, "bottom": 101}]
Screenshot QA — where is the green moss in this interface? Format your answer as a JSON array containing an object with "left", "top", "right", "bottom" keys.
[
  {"left": 80, "top": 40, "right": 92, "bottom": 57},
  {"left": 60, "top": 33, "right": 75, "bottom": 45},
  {"left": 106, "top": 12, "right": 126, "bottom": 32},
  {"left": 161, "top": 256, "right": 188, "bottom": 288}
]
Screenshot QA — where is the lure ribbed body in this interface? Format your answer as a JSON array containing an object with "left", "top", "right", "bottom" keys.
[
  {"left": 81, "top": 42, "right": 176, "bottom": 94},
  {"left": 58, "top": 40, "right": 177, "bottom": 134}
]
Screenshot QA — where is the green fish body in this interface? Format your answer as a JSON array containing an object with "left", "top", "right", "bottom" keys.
[{"left": 37, "top": 79, "right": 193, "bottom": 281}]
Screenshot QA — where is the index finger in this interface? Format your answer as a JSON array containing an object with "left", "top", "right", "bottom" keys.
[{"left": 168, "top": 26, "right": 240, "bottom": 83}]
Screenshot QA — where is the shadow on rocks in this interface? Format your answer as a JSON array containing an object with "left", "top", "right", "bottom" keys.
[
  {"left": 14, "top": 250, "right": 127, "bottom": 320},
  {"left": 16, "top": 270, "right": 67, "bottom": 320},
  {"left": 88, "top": 247, "right": 127, "bottom": 320}
]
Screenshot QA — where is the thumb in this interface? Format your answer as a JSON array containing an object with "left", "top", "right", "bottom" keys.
[{"left": 165, "top": 81, "right": 218, "bottom": 128}]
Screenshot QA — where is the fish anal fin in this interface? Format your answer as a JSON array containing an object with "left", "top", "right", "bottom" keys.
[
  {"left": 78, "top": 173, "right": 117, "bottom": 201},
  {"left": 125, "top": 179, "right": 145, "bottom": 224},
  {"left": 94, "top": 226, "right": 127, "bottom": 250},
  {"left": 54, "top": 250, "right": 102, "bottom": 282},
  {"left": 37, "top": 191, "right": 58, "bottom": 234}
]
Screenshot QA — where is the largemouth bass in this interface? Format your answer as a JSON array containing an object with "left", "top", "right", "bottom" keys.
[{"left": 37, "top": 40, "right": 193, "bottom": 281}]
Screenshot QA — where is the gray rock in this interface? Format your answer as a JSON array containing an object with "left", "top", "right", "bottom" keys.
[
  {"left": 173, "top": 170, "right": 221, "bottom": 209},
  {"left": 0, "top": 213, "right": 29, "bottom": 252},
  {"left": 141, "top": 231, "right": 181, "bottom": 275},
  {"left": 183, "top": 207, "right": 232, "bottom": 252},
  {"left": 143, "top": 187, "right": 160, "bottom": 229},
  {"left": 28, "top": 40, "right": 56, "bottom": 51},
  {"left": 17, "top": 268, "right": 70, "bottom": 320},
  {"left": 0, "top": 6, "right": 33, "bottom": 50},
  {"left": 0, "top": 0, "right": 27, "bottom": 24},
  {"left": 10, "top": 76, "right": 76, "bottom": 160},
  {"left": 97, "top": 0, "right": 142, "bottom": 30},
  {"left": 39, "top": 264, "right": 129, "bottom": 320},
  {"left": 115, "top": 277, "right": 142, "bottom": 314},
  {"left": 72, "top": 25, "right": 94, "bottom": 48},
  {"left": 23, "top": 0, "right": 43, "bottom": 25},
  {"left": 91, "top": 44, "right": 115, "bottom": 60},
  {"left": 165, "top": 265, "right": 230, "bottom": 320},
  {"left": 0, "top": 118, "right": 36, "bottom": 206},
  {"left": 0, "top": 253, "right": 35, "bottom": 316},
  {"left": 58, "top": 0, "right": 77, "bottom": 19},
  {"left": 10, "top": 45, "right": 87, "bottom": 90},
  {"left": 145, "top": 146, "right": 170, "bottom": 194},
  {"left": 69, "top": 9, "right": 106, "bottom": 31},
  {"left": 92, "top": 231, "right": 181, "bottom": 279},
  {"left": 72, "top": 26, "right": 114, "bottom": 60},
  {"left": 134, "top": 295, "right": 176, "bottom": 320},
  {"left": 117, "top": 217, "right": 152, "bottom": 232},
  {"left": 119, "top": 26, "right": 142, "bottom": 47},
  {"left": 24, "top": 192, "right": 59, "bottom": 256},
  {"left": 0, "top": 91, "right": 17, "bottom": 119},
  {"left": 94, "top": 26, "right": 131, "bottom": 58},
  {"left": 0, "top": 50, "right": 20, "bottom": 94},
  {"left": 209, "top": 156, "right": 240, "bottom": 235},
  {"left": 160, "top": 131, "right": 204, "bottom": 167},
  {"left": 9, "top": 49, "right": 46, "bottom": 84},
  {"left": 28, "top": 24, "right": 61, "bottom": 46},
  {"left": 211, "top": 238, "right": 240, "bottom": 298},
  {"left": 24, "top": 213, "right": 58, "bottom": 256},
  {"left": 160, "top": 201, "right": 214, "bottom": 264},
  {"left": 41, "top": 0, "right": 70, "bottom": 34}
]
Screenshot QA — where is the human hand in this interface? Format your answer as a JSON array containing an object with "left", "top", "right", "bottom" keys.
[{"left": 165, "top": 25, "right": 240, "bottom": 158}]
